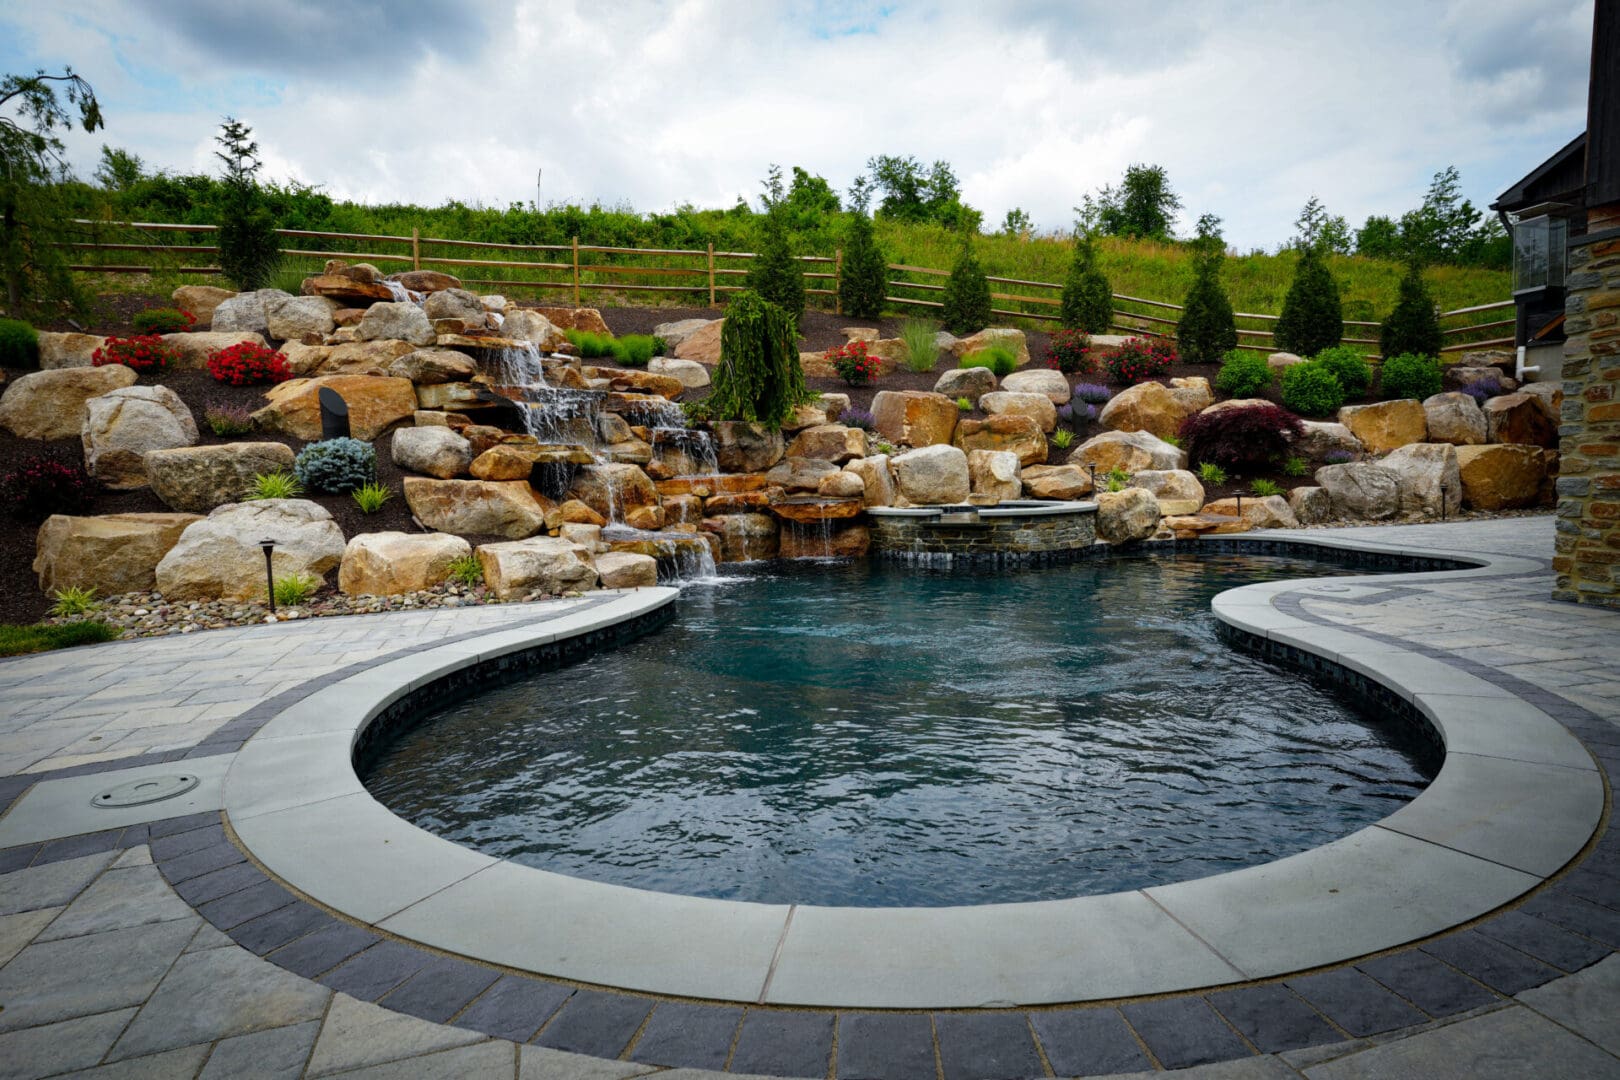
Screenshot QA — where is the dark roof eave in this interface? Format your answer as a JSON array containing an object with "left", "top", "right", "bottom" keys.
[{"left": 1492, "top": 131, "right": 1587, "bottom": 212}]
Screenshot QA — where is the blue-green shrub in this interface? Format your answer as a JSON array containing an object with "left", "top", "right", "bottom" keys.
[{"left": 294, "top": 437, "right": 377, "bottom": 493}]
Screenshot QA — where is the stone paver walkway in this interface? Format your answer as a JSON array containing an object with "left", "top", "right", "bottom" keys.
[{"left": 0, "top": 519, "right": 1616, "bottom": 1078}]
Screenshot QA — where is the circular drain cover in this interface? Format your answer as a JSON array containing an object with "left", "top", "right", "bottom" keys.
[{"left": 92, "top": 775, "right": 199, "bottom": 809}]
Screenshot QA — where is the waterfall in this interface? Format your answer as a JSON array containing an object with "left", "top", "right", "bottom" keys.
[{"left": 383, "top": 280, "right": 419, "bottom": 304}]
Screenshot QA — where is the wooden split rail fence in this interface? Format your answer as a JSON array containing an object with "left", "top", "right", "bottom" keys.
[{"left": 65, "top": 219, "right": 1515, "bottom": 356}]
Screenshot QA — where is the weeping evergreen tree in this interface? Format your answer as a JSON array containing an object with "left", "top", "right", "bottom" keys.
[
  {"left": 838, "top": 208, "right": 887, "bottom": 318},
  {"left": 1059, "top": 231, "right": 1113, "bottom": 333},
  {"left": 1274, "top": 242, "right": 1343, "bottom": 356},
  {"left": 685, "top": 290, "right": 811, "bottom": 430},
  {"left": 745, "top": 166, "right": 805, "bottom": 320},
  {"left": 1175, "top": 214, "right": 1237, "bottom": 362},
  {"left": 940, "top": 231, "right": 991, "bottom": 335},
  {"left": 214, "top": 118, "right": 280, "bottom": 291},
  {"left": 1380, "top": 259, "right": 1443, "bottom": 358}
]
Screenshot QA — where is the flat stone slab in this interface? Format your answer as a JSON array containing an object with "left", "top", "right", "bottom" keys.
[{"left": 0, "top": 755, "right": 229, "bottom": 847}]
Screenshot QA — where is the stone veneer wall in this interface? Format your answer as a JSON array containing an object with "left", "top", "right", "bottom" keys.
[
  {"left": 1554, "top": 201, "right": 1620, "bottom": 608},
  {"left": 869, "top": 509, "right": 1096, "bottom": 566}
]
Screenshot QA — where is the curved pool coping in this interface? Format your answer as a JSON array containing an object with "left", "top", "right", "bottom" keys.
[{"left": 221, "top": 540, "right": 1606, "bottom": 1009}]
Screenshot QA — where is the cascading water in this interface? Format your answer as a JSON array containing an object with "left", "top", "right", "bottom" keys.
[{"left": 383, "top": 280, "right": 419, "bottom": 305}]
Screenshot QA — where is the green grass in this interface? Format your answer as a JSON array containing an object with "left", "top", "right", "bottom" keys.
[
  {"left": 351, "top": 481, "right": 392, "bottom": 513},
  {"left": 272, "top": 572, "right": 320, "bottom": 607},
  {"left": 0, "top": 621, "right": 121, "bottom": 656},
  {"left": 246, "top": 471, "right": 304, "bottom": 500},
  {"left": 899, "top": 318, "right": 941, "bottom": 372},
  {"left": 48, "top": 586, "right": 98, "bottom": 617},
  {"left": 448, "top": 553, "right": 484, "bottom": 587}
]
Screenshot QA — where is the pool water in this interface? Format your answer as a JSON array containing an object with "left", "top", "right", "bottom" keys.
[{"left": 363, "top": 555, "right": 1438, "bottom": 907}]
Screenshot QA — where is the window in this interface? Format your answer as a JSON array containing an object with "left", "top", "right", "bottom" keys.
[{"left": 1513, "top": 215, "right": 1567, "bottom": 292}]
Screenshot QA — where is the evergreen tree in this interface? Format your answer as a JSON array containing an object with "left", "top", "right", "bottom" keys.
[
  {"left": 745, "top": 166, "right": 805, "bottom": 320},
  {"left": 214, "top": 118, "right": 280, "bottom": 291},
  {"left": 687, "top": 290, "right": 811, "bottom": 430},
  {"left": 1274, "top": 243, "right": 1343, "bottom": 356},
  {"left": 940, "top": 231, "right": 991, "bottom": 335},
  {"left": 838, "top": 208, "right": 887, "bottom": 319},
  {"left": 1380, "top": 260, "right": 1443, "bottom": 358},
  {"left": 1176, "top": 214, "right": 1237, "bottom": 362},
  {"left": 1059, "top": 231, "right": 1113, "bottom": 334}
]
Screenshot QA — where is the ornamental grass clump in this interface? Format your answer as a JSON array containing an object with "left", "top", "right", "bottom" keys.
[
  {"left": 565, "top": 329, "right": 615, "bottom": 358},
  {"left": 1178, "top": 402, "right": 1304, "bottom": 473},
  {"left": 92, "top": 334, "right": 175, "bottom": 374},
  {"left": 1251, "top": 478, "right": 1282, "bottom": 498},
  {"left": 1279, "top": 361, "right": 1346, "bottom": 417},
  {"left": 1379, "top": 353, "right": 1443, "bottom": 401},
  {"left": 351, "top": 481, "right": 392, "bottom": 513},
  {"left": 960, "top": 346, "right": 1017, "bottom": 377},
  {"left": 1, "top": 456, "right": 98, "bottom": 520},
  {"left": 608, "top": 334, "right": 657, "bottom": 367},
  {"left": 294, "top": 437, "right": 376, "bottom": 494},
  {"left": 1102, "top": 337, "right": 1175, "bottom": 384},
  {"left": 0, "top": 318, "right": 40, "bottom": 367},
  {"left": 898, "top": 319, "right": 940, "bottom": 373},
  {"left": 207, "top": 340, "right": 290, "bottom": 385},
  {"left": 448, "top": 553, "right": 484, "bottom": 587},
  {"left": 685, "top": 290, "right": 810, "bottom": 430},
  {"left": 48, "top": 585, "right": 98, "bottom": 617},
  {"left": 827, "top": 340, "right": 880, "bottom": 386},
  {"left": 1046, "top": 329, "right": 1094, "bottom": 375},
  {"left": 1214, "top": 350, "right": 1272, "bottom": 397},
  {"left": 246, "top": 471, "right": 303, "bottom": 501},
  {"left": 272, "top": 572, "right": 320, "bottom": 607}
]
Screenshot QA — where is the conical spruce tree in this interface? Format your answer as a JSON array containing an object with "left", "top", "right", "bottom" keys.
[
  {"left": 940, "top": 234, "right": 992, "bottom": 336},
  {"left": 214, "top": 118, "right": 281, "bottom": 291},
  {"left": 1380, "top": 260, "right": 1443, "bottom": 358},
  {"left": 687, "top": 290, "right": 811, "bottom": 431},
  {"left": 746, "top": 207, "right": 805, "bottom": 320},
  {"left": 1060, "top": 232, "right": 1113, "bottom": 333},
  {"left": 1273, "top": 243, "right": 1344, "bottom": 356},
  {"left": 838, "top": 210, "right": 887, "bottom": 319},
  {"left": 1176, "top": 228, "right": 1237, "bottom": 362}
]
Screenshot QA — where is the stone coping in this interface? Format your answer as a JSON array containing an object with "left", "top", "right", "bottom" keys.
[
  {"left": 221, "top": 542, "right": 1604, "bottom": 1009},
  {"left": 866, "top": 499, "right": 1096, "bottom": 519}
]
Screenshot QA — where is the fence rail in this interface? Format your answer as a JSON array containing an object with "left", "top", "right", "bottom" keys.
[{"left": 63, "top": 219, "right": 1514, "bottom": 356}]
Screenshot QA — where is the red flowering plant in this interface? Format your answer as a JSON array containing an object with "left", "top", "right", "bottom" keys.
[
  {"left": 827, "top": 340, "right": 881, "bottom": 386},
  {"left": 1102, "top": 336, "right": 1177, "bottom": 384},
  {"left": 92, "top": 334, "right": 177, "bottom": 374},
  {"left": 1046, "top": 329, "right": 1094, "bottom": 375},
  {"left": 207, "top": 341, "right": 291, "bottom": 386}
]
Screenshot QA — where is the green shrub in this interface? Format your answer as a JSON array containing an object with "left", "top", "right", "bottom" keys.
[
  {"left": 1282, "top": 455, "right": 1309, "bottom": 477},
  {"left": 0, "top": 318, "right": 40, "bottom": 367},
  {"left": 1197, "top": 461, "right": 1229, "bottom": 485},
  {"left": 1060, "top": 232, "right": 1113, "bottom": 334},
  {"left": 246, "top": 471, "right": 303, "bottom": 500},
  {"left": 49, "top": 586, "right": 98, "bottom": 617},
  {"left": 956, "top": 396, "right": 972, "bottom": 411},
  {"left": 1279, "top": 361, "right": 1346, "bottom": 417},
  {"left": 294, "top": 437, "right": 376, "bottom": 493},
  {"left": 651, "top": 336, "right": 668, "bottom": 356},
  {"left": 448, "top": 553, "right": 484, "bottom": 587},
  {"left": 960, "top": 346, "right": 1017, "bottom": 377},
  {"left": 1176, "top": 230, "right": 1237, "bottom": 362},
  {"left": 1312, "top": 345, "right": 1372, "bottom": 396},
  {"left": 1381, "top": 261, "right": 1443, "bottom": 359},
  {"left": 351, "top": 481, "right": 392, "bottom": 513},
  {"left": 0, "top": 621, "right": 120, "bottom": 656},
  {"left": 899, "top": 319, "right": 940, "bottom": 372},
  {"left": 609, "top": 334, "right": 657, "bottom": 367},
  {"left": 131, "top": 307, "right": 193, "bottom": 334},
  {"left": 1251, "top": 478, "right": 1282, "bottom": 497},
  {"left": 941, "top": 236, "right": 992, "bottom": 335},
  {"left": 272, "top": 572, "right": 320, "bottom": 607},
  {"left": 565, "top": 329, "right": 615, "bottom": 358},
  {"left": 1214, "top": 350, "right": 1273, "bottom": 397},
  {"left": 839, "top": 210, "right": 887, "bottom": 319},
  {"left": 1274, "top": 244, "right": 1344, "bottom": 357},
  {"left": 1380, "top": 353, "right": 1443, "bottom": 400},
  {"left": 685, "top": 290, "right": 811, "bottom": 430}
]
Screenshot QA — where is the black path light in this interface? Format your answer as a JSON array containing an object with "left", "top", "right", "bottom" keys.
[
  {"left": 260, "top": 539, "right": 277, "bottom": 615},
  {"left": 1086, "top": 463, "right": 1097, "bottom": 496},
  {"left": 319, "top": 386, "right": 351, "bottom": 440},
  {"left": 1440, "top": 480, "right": 1449, "bottom": 522}
]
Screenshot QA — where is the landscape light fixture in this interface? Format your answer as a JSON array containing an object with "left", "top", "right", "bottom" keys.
[
  {"left": 260, "top": 539, "right": 277, "bottom": 614},
  {"left": 1086, "top": 464, "right": 1097, "bottom": 496}
]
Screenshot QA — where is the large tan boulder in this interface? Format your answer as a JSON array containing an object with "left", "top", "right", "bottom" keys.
[
  {"left": 252, "top": 375, "right": 417, "bottom": 441},
  {"left": 499, "top": 309, "right": 569, "bottom": 351},
  {"left": 818, "top": 471, "right": 865, "bottom": 498},
  {"left": 477, "top": 538, "right": 598, "bottom": 600},
  {"left": 160, "top": 331, "right": 272, "bottom": 371},
  {"left": 673, "top": 319, "right": 724, "bottom": 364},
  {"left": 844, "top": 454, "right": 896, "bottom": 507},
  {"left": 787, "top": 424, "right": 867, "bottom": 463},
  {"left": 767, "top": 458, "right": 839, "bottom": 493},
  {"left": 1338, "top": 400, "right": 1427, "bottom": 454},
  {"left": 647, "top": 356, "right": 710, "bottom": 389},
  {"left": 871, "top": 390, "right": 958, "bottom": 448},
  {"left": 651, "top": 318, "right": 715, "bottom": 351},
  {"left": 1295, "top": 420, "right": 1364, "bottom": 461},
  {"left": 568, "top": 463, "right": 659, "bottom": 522},
  {"left": 1073, "top": 429, "right": 1188, "bottom": 473},
  {"left": 404, "top": 478, "right": 551, "bottom": 538},
  {"left": 144, "top": 442, "right": 296, "bottom": 513},
  {"left": 1001, "top": 369, "right": 1070, "bottom": 404},
  {"left": 952, "top": 415, "right": 1047, "bottom": 466},
  {"left": 210, "top": 289, "right": 292, "bottom": 335},
  {"left": 710, "top": 421, "right": 785, "bottom": 473},
  {"left": 82, "top": 385, "right": 199, "bottom": 489},
  {"left": 171, "top": 285, "right": 236, "bottom": 326},
  {"left": 1383, "top": 443, "right": 1462, "bottom": 518},
  {"left": 391, "top": 426, "right": 472, "bottom": 479},
  {"left": 155, "top": 500, "right": 345, "bottom": 602},
  {"left": 593, "top": 551, "right": 658, "bottom": 589},
  {"left": 980, "top": 391, "right": 1057, "bottom": 433},
  {"left": 303, "top": 339, "right": 417, "bottom": 377},
  {"left": 423, "top": 288, "right": 487, "bottom": 330},
  {"left": 1099, "top": 381, "right": 1198, "bottom": 440},
  {"left": 34, "top": 512, "right": 201, "bottom": 595},
  {"left": 933, "top": 366, "right": 998, "bottom": 405},
  {"left": 1518, "top": 381, "right": 1563, "bottom": 422},
  {"left": 0, "top": 365, "right": 137, "bottom": 440},
  {"left": 1021, "top": 464, "right": 1093, "bottom": 500},
  {"left": 1315, "top": 462, "right": 1401, "bottom": 520},
  {"left": 1204, "top": 495, "right": 1300, "bottom": 529},
  {"left": 890, "top": 444, "right": 970, "bottom": 506},
  {"left": 1455, "top": 444, "right": 1546, "bottom": 510},
  {"left": 968, "top": 449, "right": 1022, "bottom": 501},
  {"left": 266, "top": 295, "right": 338, "bottom": 341},
  {"left": 1096, "top": 488, "right": 1160, "bottom": 544},
  {"left": 709, "top": 512, "right": 779, "bottom": 562},
  {"left": 356, "top": 302, "right": 435, "bottom": 346},
  {"left": 1421, "top": 393, "right": 1488, "bottom": 446},
  {"left": 1167, "top": 376, "right": 1215, "bottom": 412},
  {"left": 387, "top": 270, "right": 462, "bottom": 293},
  {"left": 946, "top": 328, "right": 1030, "bottom": 368},
  {"left": 1128, "top": 469, "right": 1205, "bottom": 515},
  {"left": 1267, "top": 352, "right": 1307, "bottom": 374},
  {"left": 36, "top": 332, "right": 105, "bottom": 369},
  {"left": 338, "top": 531, "right": 471, "bottom": 596},
  {"left": 1288, "top": 485, "right": 1333, "bottom": 524},
  {"left": 1483, "top": 392, "right": 1558, "bottom": 447},
  {"left": 280, "top": 343, "right": 334, "bottom": 378},
  {"left": 532, "top": 306, "right": 611, "bottom": 335}
]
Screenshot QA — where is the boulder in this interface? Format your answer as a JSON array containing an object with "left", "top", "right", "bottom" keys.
[
  {"left": 1001, "top": 369, "right": 1071, "bottom": 404},
  {"left": 154, "top": 500, "right": 345, "bottom": 602},
  {"left": 585, "top": 367, "right": 685, "bottom": 401},
  {"left": 1518, "top": 381, "right": 1563, "bottom": 422},
  {"left": 818, "top": 393, "right": 850, "bottom": 423},
  {"left": 817, "top": 470, "right": 865, "bottom": 498},
  {"left": 1315, "top": 462, "right": 1401, "bottom": 520},
  {"left": 1287, "top": 485, "right": 1333, "bottom": 524},
  {"left": 386, "top": 270, "right": 462, "bottom": 293},
  {"left": 468, "top": 443, "right": 573, "bottom": 482},
  {"left": 34, "top": 512, "right": 201, "bottom": 595},
  {"left": 890, "top": 444, "right": 971, "bottom": 506},
  {"left": 356, "top": 302, "right": 436, "bottom": 347},
  {"left": 1267, "top": 352, "right": 1307, "bottom": 374},
  {"left": 953, "top": 415, "right": 1048, "bottom": 467},
  {"left": 1338, "top": 400, "right": 1427, "bottom": 454},
  {"left": 787, "top": 424, "right": 867, "bottom": 463},
  {"left": 1200, "top": 397, "right": 1273, "bottom": 416},
  {"left": 871, "top": 390, "right": 959, "bottom": 447},
  {"left": 1421, "top": 392, "right": 1488, "bottom": 446},
  {"left": 210, "top": 289, "right": 292, "bottom": 335},
  {"left": 387, "top": 347, "right": 478, "bottom": 384},
  {"left": 933, "top": 366, "right": 997, "bottom": 405},
  {"left": 647, "top": 356, "right": 710, "bottom": 389},
  {"left": 35, "top": 332, "right": 105, "bottom": 369},
  {"left": 82, "top": 385, "right": 198, "bottom": 489},
  {"left": 1073, "top": 429, "right": 1188, "bottom": 473},
  {"left": 423, "top": 288, "right": 487, "bottom": 329},
  {"left": 1128, "top": 469, "right": 1205, "bottom": 515},
  {"left": 1096, "top": 488, "right": 1160, "bottom": 544},
  {"left": 1445, "top": 365, "right": 1511, "bottom": 394},
  {"left": 662, "top": 493, "right": 705, "bottom": 524},
  {"left": 280, "top": 343, "right": 334, "bottom": 378},
  {"left": 558, "top": 499, "right": 607, "bottom": 527},
  {"left": 171, "top": 285, "right": 236, "bottom": 326},
  {"left": 945, "top": 328, "right": 1030, "bottom": 368},
  {"left": 1021, "top": 464, "right": 1093, "bottom": 500},
  {"left": 841, "top": 326, "right": 881, "bottom": 343},
  {"left": 531, "top": 307, "right": 611, "bottom": 335},
  {"left": 968, "top": 449, "right": 1022, "bottom": 501},
  {"left": 391, "top": 426, "right": 472, "bottom": 479},
  {"left": 767, "top": 457, "right": 840, "bottom": 493},
  {"left": 1295, "top": 420, "right": 1364, "bottom": 461},
  {"left": 500, "top": 309, "right": 569, "bottom": 351},
  {"left": 301, "top": 274, "right": 395, "bottom": 305},
  {"left": 709, "top": 512, "right": 779, "bottom": 562},
  {"left": 1098, "top": 381, "right": 1198, "bottom": 440},
  {"left": 1167, "top": 376, "right": 1215, "bottom": 412},
  {"left": 672, "top": 319, "right": 723, "bottom": 364},
  {"left": 710, "top": 421, "right": 785, "bottom": 473},
  {"left": 160, "top": 331, "right": 273, "bottom": 372},
  {"left": 265, "top": 295, "right": 338, "bottom": 341},
  {"left": 568, "top": 463, "right": 660, "bottom": 521},
  {"left": 782, "top": 401, "right": 831, "bottom": 432},
  {"left": 338, "top": 532, "right": 471, "bottom": 596},
  {"left": 845, "top": 454, "right": 896, "bottom": 507},
  {"left": 1455, "top": 444, "right": 1546, "bottom": 510},
  {"left": 404, "top": 478, "right": 550, "bottom": 538},
  {"left": 252, "top": 376, "right": 417, "bottom": 441},
  {"left": 1382, "top": 443, "right": 1462, "bottom": 518},
  {"left": 299, "top": 339, "right": 416, "bottom": 378},
  {"left": 477, "top": 537, "right": 598, "bottom": 600},
  {"left": 594, "top": 551, "right": 658, "bottom": 589},
  {"left": 144, "top": 442, "right": 297, "bottom": 513},
  {"left": 980, "top": 391, "right": 1057, "bottom": 433},
  {"left": 1203, "top": 495, "right": 1300, "bottom": 529},
  {"left": 1483, "top": 392, "right": 1558, "bottom": 448},
  {"left": 0, "top": 365, "right": 138, "bottom": 440},
  {"left": 651, "top": 318, "right": 716, "bottom": 351}
]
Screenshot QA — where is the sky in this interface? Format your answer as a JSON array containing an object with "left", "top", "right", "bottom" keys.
[{"left": 0, "top": 0, "right": 1597, "bottom": 251}]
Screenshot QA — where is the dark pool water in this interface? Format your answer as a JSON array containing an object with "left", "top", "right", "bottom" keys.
[{"left": 363, "top": 555, "right": 1438, "bottom": 907}]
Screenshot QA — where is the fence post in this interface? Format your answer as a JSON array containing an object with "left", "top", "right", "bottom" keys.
[
  {"left": 571, "top": 237, "right": 580, "bottom": 306},
  {"left": 834, "top": 247, "right": 843, "bottom": 316},
  {"left": 707, "top": 243, "right": 716, "bottom": 308},
  {"left": 411, "top": 227, "right": 420, "bottom": 271}
]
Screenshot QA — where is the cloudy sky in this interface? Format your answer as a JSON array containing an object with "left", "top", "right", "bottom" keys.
[{"left": 0, "top": 0, "right": 1596, "bottom": 250}]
